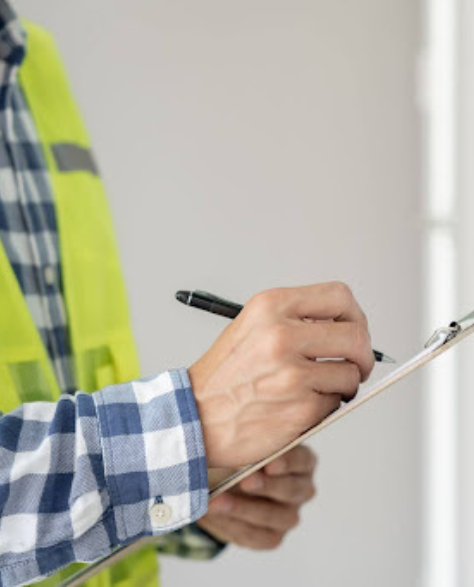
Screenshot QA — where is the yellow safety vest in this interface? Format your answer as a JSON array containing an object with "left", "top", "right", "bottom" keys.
[{"left": 0, "top": 20, "right": 161, "bottom": 587}]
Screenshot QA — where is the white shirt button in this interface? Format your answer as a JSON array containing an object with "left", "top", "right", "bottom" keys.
[
  {"left": 150, "top": 503, "right": 172, "bottom": 527},
  {"left": 44, "top": 265, "right": 56, "bottom": 286}
]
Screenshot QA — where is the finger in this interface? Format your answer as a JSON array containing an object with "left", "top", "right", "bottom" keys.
[
  {"left": 264, "top": 446, "right": 317, "bottom": 476},
  {"left": 297, "top": 321, "right": 374, "bottom": 381},
  {"left": 198, "top": 515, "right": 284, "bottom": 550},
  {"left": 240, "top": 472, "right": 316, "bottom": 505},
  {"left": 298, "top": 390, "right": 341, "bottom": 429},
  {"left": 210, "top": 493, "right": 300, "bottom": 532},
  {"left": 289, "top": 282, "right": 369, "bottom": 327},
  {"left": 304, "top": 360, "right": 361, "bottom": 400},
  {"left": 208, "top": 493, "right": 236, "bottom": 514}
]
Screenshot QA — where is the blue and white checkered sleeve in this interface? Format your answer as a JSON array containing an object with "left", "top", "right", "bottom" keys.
[{"left": 0, "top": 368, "right": 208, "bottom": 586}]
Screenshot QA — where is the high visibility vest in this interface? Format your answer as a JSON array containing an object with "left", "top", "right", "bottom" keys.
[{"left": 0, "top": 20, "right": 161, "bottom": 587}]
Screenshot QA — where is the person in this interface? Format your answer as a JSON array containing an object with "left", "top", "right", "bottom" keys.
[{"left": 0, "top": 3, "right": 375, "bottom": 586}]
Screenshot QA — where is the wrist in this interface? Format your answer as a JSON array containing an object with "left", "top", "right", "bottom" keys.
[{"left": 188, "top": 364, "right": 235, "bottom": 469}]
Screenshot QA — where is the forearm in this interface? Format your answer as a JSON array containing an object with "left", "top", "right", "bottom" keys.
[{"left": 0, "top": 369, "right": 208, "bottom": 586}]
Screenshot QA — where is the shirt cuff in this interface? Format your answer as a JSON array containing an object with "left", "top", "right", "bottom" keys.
[{"left": 94, "top": 368, "right": 208, "bottom": 543}]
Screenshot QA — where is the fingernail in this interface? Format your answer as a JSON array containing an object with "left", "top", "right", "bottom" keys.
[
  {"left": 209, "top": 494, "right": 234, "bottom": 513},
  {"left": 242, "top": 473, "right": 264, "bottom": 491}
]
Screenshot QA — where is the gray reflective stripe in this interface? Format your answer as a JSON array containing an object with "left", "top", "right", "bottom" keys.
[{"left": 51, "top": 143, "right": 99, "bottom": 175}]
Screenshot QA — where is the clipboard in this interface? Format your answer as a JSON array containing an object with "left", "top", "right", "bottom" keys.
[
  {"left": 210, "top": 317, "right": 474, "bottom": 496},
  {"left": 61, "top": 314, "right": 474, "bottom": 587}
]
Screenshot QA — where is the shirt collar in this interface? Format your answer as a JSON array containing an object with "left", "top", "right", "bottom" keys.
[{"left": 0, "top": 0, "right": 25, "bottom": 66}]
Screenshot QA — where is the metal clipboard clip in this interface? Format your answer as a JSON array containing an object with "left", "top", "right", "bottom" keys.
[
  {"left": 424, "top": 322, "right": 462, "bottom": 349},
  {"left": 424, "top": 309, "right": 474, "bottom": 349}
]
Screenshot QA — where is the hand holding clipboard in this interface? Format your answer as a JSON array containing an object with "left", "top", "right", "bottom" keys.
[
  {"left": 61, "top": 298, "right": 474, "bottom": 587},
  {"left": 177, "top": 291, "right": 474, "bottom": 497}
]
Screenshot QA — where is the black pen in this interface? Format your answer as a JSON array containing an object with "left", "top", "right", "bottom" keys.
[{"left": 176, "top": 289, "right": 396, "bottom": 364}]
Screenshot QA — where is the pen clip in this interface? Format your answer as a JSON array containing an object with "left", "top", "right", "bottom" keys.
[{"left": 424, "top": 322, "right": 462, "bottom": 349}]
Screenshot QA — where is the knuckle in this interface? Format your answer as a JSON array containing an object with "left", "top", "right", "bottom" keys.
[
  {"left": 302, "top": 449, "right": 317, "bottom": 473},
  {"left": 293, "top": 483, "right": 313, "bottom": 504},
  {"left": 292, "top": 485, "right": 305, "bottom": 503},
  {"left": 266, "top": 323, "right": 292, "bottom": 360},
  {"left": 281, "top": 365, "right": 305, "bottom": 390},
  {"left": 265, "top": 533, "right": 284, "bottom": 550},
  {"left": 304, "top": 483, "right": 317, "bottom": 501},
  {"left": 329, "top": 281, "right": 354, "bottom": 306},
  {"left": 249, "top": 288, "right": 285, "bottom": 315},
  {"left": 305, "top": 485, "right": 317, "bottom": 501},
  {"left": 307, "top": 447, "right": 318, "bottom": 468},
  {"left": 300, "top": 444, "right": 315, "bottom": 460},
  {"left": 287, "top": 508, "right": 300, "bottom": 529},
  {"left": 247, "top": 290, "right": 273, "bottom": 317}
]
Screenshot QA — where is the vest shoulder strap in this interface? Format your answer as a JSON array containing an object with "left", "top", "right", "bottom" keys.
[{"left": 20, "top": 20, "right": 89, "bottom": 153}]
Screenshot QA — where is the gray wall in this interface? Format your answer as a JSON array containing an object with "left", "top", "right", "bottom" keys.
[{"left": 15, "top": 1, "right": 422, "bottom": 585}]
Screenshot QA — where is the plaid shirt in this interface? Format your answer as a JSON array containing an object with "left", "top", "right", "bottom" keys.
[
  {"left": 0, "top": 4, "right": 223, "bottom": 586},
  {"left": 0, "top": 2, "right": 76, "bottom": 398}
]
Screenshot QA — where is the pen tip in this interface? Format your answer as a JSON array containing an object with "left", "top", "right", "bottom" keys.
[
  {"left": 384, "top": 355, "right": 397, "bottom": 364},
  {"left": 175, "top": 291, "right": 189, "bottom": 304}
]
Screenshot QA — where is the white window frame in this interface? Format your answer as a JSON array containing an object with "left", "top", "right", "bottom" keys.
[
  {"left": 457, "top": 1, "right": 474, "bottom": 586},
  {"left": 421, "top": 0, "right": 460, "bottom": 586}
]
